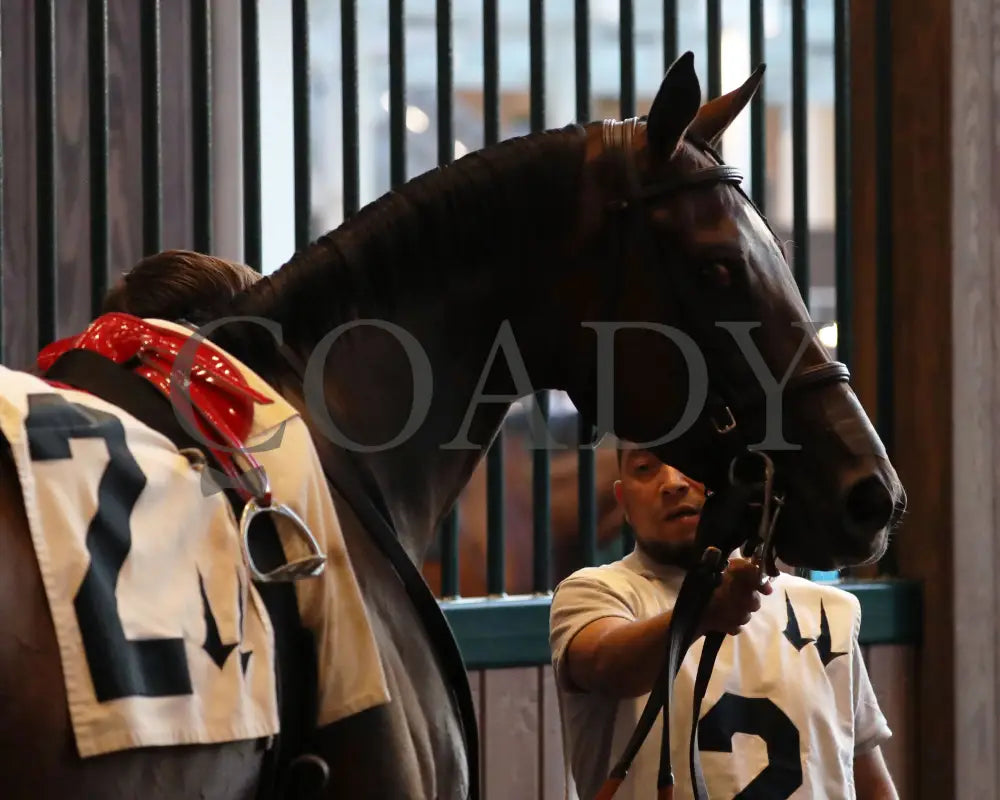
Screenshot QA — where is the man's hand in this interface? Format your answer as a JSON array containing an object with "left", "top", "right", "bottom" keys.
[{"left": 699, "top": 557, "right": 774, "bottom": 636}]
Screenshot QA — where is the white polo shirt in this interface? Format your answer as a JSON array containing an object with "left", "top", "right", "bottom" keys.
[{"left": 550, "top": 548, "right": 891, "bottom": 800}]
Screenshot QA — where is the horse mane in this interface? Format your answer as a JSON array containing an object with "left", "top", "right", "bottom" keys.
[{"left": 219, "top": 123, "right": 589, "bottom": 358}]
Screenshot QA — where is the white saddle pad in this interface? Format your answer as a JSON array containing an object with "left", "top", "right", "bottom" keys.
[
  {"left": 0, "top": 365, "right": 279, "bottom": 756},
  {"left": 0, "top": 329, "right": 390, "bottom": 758}
]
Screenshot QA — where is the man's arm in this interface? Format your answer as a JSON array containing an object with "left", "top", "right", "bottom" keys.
[
  {"left": 854, "top": 745, "right": 899, "bottom": 800},
  {"left": 564, "top": 558, "right": 771, "bottom": 698}
]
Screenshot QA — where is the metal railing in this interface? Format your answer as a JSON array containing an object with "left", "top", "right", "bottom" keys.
[{"left": 0, "top": 0, "right": 906, "bottom": 663}]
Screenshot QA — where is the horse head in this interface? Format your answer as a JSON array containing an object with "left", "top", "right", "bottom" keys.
[
  {"left": 562, "top": 52, "right": 904, "bottom": 570},
  {"left": 216, "top": 53, "right": 903, "bottom": 575}
]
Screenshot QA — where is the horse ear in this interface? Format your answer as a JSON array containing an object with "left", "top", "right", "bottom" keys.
[
  {"left": 686, "top": 63, "right": 766, "bottom": 146},
  {"left": 646, "top": 51, "right": 702, "bottom": 157}
]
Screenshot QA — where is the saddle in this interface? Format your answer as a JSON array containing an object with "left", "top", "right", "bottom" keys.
[{"left": 37, "top": 313, "right": 330, "bottom": 799}]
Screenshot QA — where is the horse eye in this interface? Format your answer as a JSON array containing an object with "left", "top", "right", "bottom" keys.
[{"left": 699, "top": 263, "right": 732, "bottom": 290}]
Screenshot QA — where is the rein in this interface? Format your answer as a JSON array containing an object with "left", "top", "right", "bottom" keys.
[{"left": 595, "top": 118, "right": 851, "bottom": 800}]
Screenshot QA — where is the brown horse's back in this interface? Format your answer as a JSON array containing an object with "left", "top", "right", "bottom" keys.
[{"left": 0, "top": 440, "right": 264, "bottom": 800}]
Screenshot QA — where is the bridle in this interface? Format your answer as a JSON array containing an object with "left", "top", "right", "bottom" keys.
[{"left": 594, "top": 117, "right": 852, "bottom": 800}]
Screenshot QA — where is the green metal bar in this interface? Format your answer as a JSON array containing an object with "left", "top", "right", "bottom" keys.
[
  {"left": 482, "top": 0, "right": 505, "bottom": 597},
  {"left": 0, "top": 3, "right": 4, "bottom": 360},
  {"left": 574, "top": 0, "right": 588, "bottom": 123},
  {"left": 663, "top": 0, "right": 677, "bottom": 69},
  {"left": 486, "top": 434, "right": 505, "bottom": 595},
  {"left": 340, "top": 0, "right": 359, "bottom": 216},
  {"left": 241, "top": 0, "right": 262, "bottom": 271},
  {"left": 435, "top": 0, "right": 460, "bottom": 596},
  {"left": 791, "top": 0, "right": 809, "bottom": 301},
  {"left": 441, "top": 580, "right": 922, "bottom": 670},
  {"left": 389, "top": 0, "right": 406, "bottom": 188},
  {"left": 35, "top": 0, "right": 56, "bottom": 348},
  {"left": 291, "top": 0, "right": 311, "bottom": 250},
  {"left": 529, "top": 1, "right": 551, "bottom": 594},
  {"left": 706, "top": 0, "right": 721, "bottom": 101},
  {"left": 191, "top": 0, "right": 213, "bottom": 252},
  {"left": 529, "top": 0, "right": 545, "bottom": 132},
  {"left": 440, "top": 506, "right": 460, "bottom": 597},
  {"left": 141, "top": 0, "right": 161, "bottom": 255},
  {"left": 89, "top": 0, "right": 109, "bottom": 317},
  {"left": 619, "top": 0, "right": 634, "bottom": 118},
  {"left": 875, "top": 0, "right": 893, "bottom": 456},
  {"left": 834, "top": 0, "right": 852, "bottom": 371},
  {"left": 483, "top": 0, "right": 499, "bottom": 145},
  {"left": 749, "top": 0, "right": 766, "bottom": 212},
  {"left": 574, "top": 1, "right": 596, "bottom": 570},
  {"left": 579, "top": 417, "right": 597, "bottom": 567},
  {"left": 532, "top": 393, "right": 551, "bottom": 593}
]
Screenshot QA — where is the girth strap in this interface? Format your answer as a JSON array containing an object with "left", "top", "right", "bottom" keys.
[
  {"left": 42, "top": 348, "right": 322, "bottom": 800},
  {"left": 317, "top": 445, "right": 481, "bottom": 800}
]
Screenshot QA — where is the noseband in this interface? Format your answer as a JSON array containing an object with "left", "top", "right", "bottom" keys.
[{"left": 594, "top": 118, "right": 852, "bottom": 800}]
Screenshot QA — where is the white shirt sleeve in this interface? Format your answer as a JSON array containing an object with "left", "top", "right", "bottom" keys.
[
  {"left": 549, "top": 568, "right": 640, "bottom": 694},
  {"left": 851, "top": 627, "right": 893, "bottom": 754}
]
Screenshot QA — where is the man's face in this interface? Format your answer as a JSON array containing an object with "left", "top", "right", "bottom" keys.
[{"left": 614, "top": 449, "right": 708, "bottom": 567}]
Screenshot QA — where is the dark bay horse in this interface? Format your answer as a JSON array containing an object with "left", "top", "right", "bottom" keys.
[{"left": 0, "top": 54, "right": 903, "bottom": 798}]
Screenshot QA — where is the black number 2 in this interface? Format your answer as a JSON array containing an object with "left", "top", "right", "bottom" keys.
[
  {"left": 25, "top": 392, "right": 192, "bottom": 701},
  {"left": 698, "top": 692, "right": 803, "bottom": 799}
]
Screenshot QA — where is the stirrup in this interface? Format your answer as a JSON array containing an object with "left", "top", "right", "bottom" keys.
[{"left": 241, "top": 496, "right": 327, "bottom": 583}]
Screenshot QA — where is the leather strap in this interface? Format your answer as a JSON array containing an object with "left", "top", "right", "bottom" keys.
[
  {"left": 317, "top": 445, "right": 481, "bottom": 800},
  {"left": 42, "top": 349, "right": 321, "bottom": 800}
]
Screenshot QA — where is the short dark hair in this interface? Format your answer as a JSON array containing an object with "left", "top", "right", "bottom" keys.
[{"left": 102, "top": 250, "right": 260, "bottom": 325}]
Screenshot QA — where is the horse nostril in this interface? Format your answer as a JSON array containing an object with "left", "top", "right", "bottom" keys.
[{"left": 844, "top": 476, "right": 894, "bottom": 536}]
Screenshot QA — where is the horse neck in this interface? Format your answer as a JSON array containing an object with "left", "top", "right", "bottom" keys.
[
  {"left": 281, "top": 277, "right": 559, "bottom": 567},
  {"left": 234, "top": 128, "right": 593, "bottom": 566}
]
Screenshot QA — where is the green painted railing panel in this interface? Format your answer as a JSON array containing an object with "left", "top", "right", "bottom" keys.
[{"left": 441, "top": 579, "right": 922, "bottom": 670}]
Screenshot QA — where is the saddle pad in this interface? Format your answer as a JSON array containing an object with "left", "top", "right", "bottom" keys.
[
  {"left": 141, "top": 320, "right": 392, "bottom": 731},
  {"left": 0, "top": 364, "right": 280, "bottom": 757}
]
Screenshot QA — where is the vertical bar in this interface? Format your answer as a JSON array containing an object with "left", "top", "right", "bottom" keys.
[
  {"left": 389, "top": 0, "right": 406, "bottom": 188},
  {"left": 241, "top": 0, "right": 262, "bottom": 272},
  {"left": 0, "top": 4, "right": 4, "bottom": 360},
  {"left": 834, "top": 0, "right": 852, "bottom": 370},
  {"left": 89, "top": 0, "right": 109, "bottom": 316},
  {"left": 483, "top": 0, "right": 499, "bottom": 145},
  {"left": 574, "top": 0, "right": 589, "bottom": 123},
  {"left": 191, "top": 0, "right": 213, "bottom": 252},
  {"left": 440, "top": 508, "right": 460, "bottom": 597},
  {"left": 436, "top": 0, "right": 460, "bottom": 597},
  {"left": 483, "top": 0, "right": 505, "bottom": 595},
  {"left": 619, "top": 0, "right": 634, "bottom": 118},
  {"left": 749, "top": 0, "right": 766, "bottom": 211},
  {"left": 529, "top": 0, "right": 550, "bottom": 593},
  {"left": 529, "top": 0, "right": 545, "bottom": 132},
  {"left": 291, "top": 0, "right": 311, "bottom": 250},
  {"left": 35, "top": 0, "right": 56, "bottom": 348},
  {"left": 486, "top": 432, "right": 505, "bottom": 595},
  {"left": 663, "top": 0, "right": 677, "bottom": 68},
  {"left": 575, "top": 0, "right": 597, "bottom": 567},
  {"left": 706, "top": 0, "right": 721, "bottom": 100},
  {"left": 436, "top": 0, "right": 453, "bottom": 166},
  {"left": 790, "top": 0, "right": 809, "bottom": 301},
  {"left": 532, "top": 393, "right": 551, "bottom": 593},
  {"left": 141, "top": 0, "right": 162, "bottom": 255},
  {"left": 340, "top": 0, "right": 359, "bottom": 217},
  {"left": 578, "top": 418, "right": 597, "bottom": 567},
  {"left": 874, "top": 0, "right": 893, "bottom": 454}
]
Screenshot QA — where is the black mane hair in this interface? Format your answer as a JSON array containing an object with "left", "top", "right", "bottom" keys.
[{"left": 218, "top": 123, "right": 590, "bottom": 360}]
